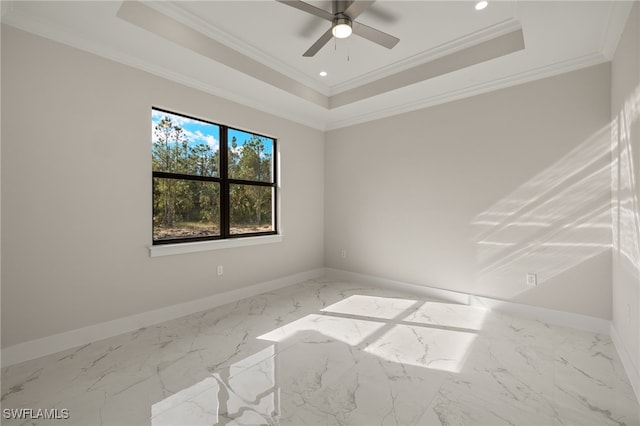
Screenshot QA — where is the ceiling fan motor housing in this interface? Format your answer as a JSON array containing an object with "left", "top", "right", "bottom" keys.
[
  {"left": 277, "top": 0, "right": 400, "bottom": 56},
  {"left": 332, "top": 13, "right": 353, "bottom": 39}
]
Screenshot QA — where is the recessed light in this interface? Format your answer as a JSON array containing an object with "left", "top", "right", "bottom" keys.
[
  {"left": 319, "top": 71, "right": 328, "bottom": 77},
  {"left": 475, "top": 1, "right": 488, "bottom": 10}
]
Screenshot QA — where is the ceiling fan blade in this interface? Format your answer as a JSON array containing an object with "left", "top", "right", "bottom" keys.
[
  {"left": 303, "top": 28, "right": 334, "bottom": 57},
  {"left": 344, "top": 0, "right": 375, "bottom": 19},
  {"left": 352, "top": 21, "right": 399, "bottom": 49},
  {"left": 276, "top": 0, "right": 333, "bottom": 21},
  {"left": 363, "top": 4, "right": 397, "bottom": 24},
  {"left": 298, "top": 16, "right": 325, "bottom": 38}
]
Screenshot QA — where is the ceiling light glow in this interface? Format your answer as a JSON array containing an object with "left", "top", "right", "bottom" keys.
[
  {"left": 332, "top": 17, "right": 352, "bottom": 39},
  {"left": 319, "top": 71, "right": 328, "bottom": 77},
  {"left": 475, "top": 1, "right": 488, "bottom": 10}
]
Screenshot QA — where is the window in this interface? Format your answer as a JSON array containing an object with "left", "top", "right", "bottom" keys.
[{"left": 152, "top": 108, "right": 277, "bottom": 245}]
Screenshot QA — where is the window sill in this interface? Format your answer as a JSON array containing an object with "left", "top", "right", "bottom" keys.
[{"left": 149, "top": 234, "right": 283, "bottom": 257}]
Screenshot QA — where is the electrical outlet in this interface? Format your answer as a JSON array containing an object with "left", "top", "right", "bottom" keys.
[
  {"left": 526, "top": 273, "right": 537, "bottom": 286},
  {"left": 341, "top": 249, "right": 347, "bottom": 259},
  {"left": 217, "top": 265, "right": 224, "bottom": 276}
]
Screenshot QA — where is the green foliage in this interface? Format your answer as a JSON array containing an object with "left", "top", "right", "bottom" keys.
[
  {"left": 152, "top": 116, "right": 218, "bottom": 176},
  {"left": 228, "top": 135, "right": 273, "bottom": 226},
  {"left": 228, "top": 135, "right": 272, "bottom": 182},
  {"left": 152, "top": 116, "right": 273, "bottom": 239},
  {"left": 152, "top": 116, "right": 220, "bottom": 233}
]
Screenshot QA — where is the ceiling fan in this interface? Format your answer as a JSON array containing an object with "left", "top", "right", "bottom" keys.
[{"left": 277, "top": 0, "right": 400, "bottom": 57}]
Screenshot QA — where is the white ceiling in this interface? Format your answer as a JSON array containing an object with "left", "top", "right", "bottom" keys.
[{"left": 1, "top": 1, "right": 633, "bottom": 130}]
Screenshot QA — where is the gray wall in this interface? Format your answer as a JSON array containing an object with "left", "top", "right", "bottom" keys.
[
  {"left": 325, "top": 63, "right": 613, "bottom": 319},
  {"left": 1, "top": 26, "right": 325, "bottom": 348},
  {"left": 1, "top": 14, "right": 625, "bottom": 349},
  {"left": 611, "top": 1, "right": 640, "bottom": 385}
]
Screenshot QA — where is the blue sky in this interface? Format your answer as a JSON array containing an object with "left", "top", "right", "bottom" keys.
[
  {"left": 152, "top": 109, "right": 273, "bottom": 156},
  {"left": 152, "top": 109, "right": 219, "bottom": 151},
  {"left": 229, "top": 128, "right": 274, "bottom": 157}
]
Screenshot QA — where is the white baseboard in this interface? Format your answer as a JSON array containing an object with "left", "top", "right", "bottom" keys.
[
  {"left": 1, "top": 268, "right": 326, "bottom": 367},
  {"left": 325, "top": 267, "right": 609, "bottom": 334},
  {"left": 1, "top": 266, "right": 628, "bottom": 395},
  {"left": 470, "top": 295, "right": 611, "bottom": 335},
  {"left": 325, "top": 268, "right": 470, "bottom": 304},
  {"left": 326, "top": 268, "right": 639, "bottom": 401},
  {"left": 610, "top": 323, "right": 640, "bottom": 403}
]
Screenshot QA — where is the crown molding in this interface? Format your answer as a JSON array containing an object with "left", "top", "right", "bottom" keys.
[
  {"left": 330, "top": 17, "right": 522, "bottom": 95},
  {"left": 117, "top": 1, "right": 328, "bottom": 109},
  {"left": 1, "top": 0, "right": 14, "bottom": 20},
  {"left": 146, "top": 1, "right": 331, "bottom": 97},
  {"left": 1, "top": 8, "right": 326, "bottom": 131},
  {"left": 330, "top": 28, "right": 524, "bottom": 109},
  {"left": 599, "top": 0, "right": 635, "bottom": 60},
  {"left": 325, "top": 52, "right": 608, "bottom": 130},
  {"left": 1, "top": 1, "right": 621, "bottom": 133},
  {"left": 134, "top": 1, "right": 524, "bottom": 103}
]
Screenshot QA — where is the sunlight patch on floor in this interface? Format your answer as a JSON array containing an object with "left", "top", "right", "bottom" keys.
[
  {"left": 258, "top": 313, "right": 386, "bottom": 346},
  {"left": 321, "top": 294, "right": 418, "bottom": 319},
  {"left": 404, "top": 301, "right": 488, "bottom": 331},
  {"left": 259, "top": 294, "right": 487, "bottom": 374},
  {"left": 365, "top": 325, "right": 477, "bottom": 373}
]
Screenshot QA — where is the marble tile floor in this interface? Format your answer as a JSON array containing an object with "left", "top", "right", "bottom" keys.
[{"left": 1, "top": 277, "right": 639, "bottom": 426}]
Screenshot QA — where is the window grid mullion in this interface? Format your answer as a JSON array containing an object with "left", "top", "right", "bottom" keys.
[
  {"left": 152, "top": 108, "right": 277, "bottom": 245},
  {"left": 220, "top": 126, "right": 230, "bottom": 239},
  {"left": 227, "top": 179, "right": 276, "bottom": 188},
  {"left": 152, "top": 171, "right": 221, "bottom": 183}
]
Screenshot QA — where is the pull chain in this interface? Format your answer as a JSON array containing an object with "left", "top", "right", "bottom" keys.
[{"left": 333, "top": 37, "right": 350, "bottom": 62}]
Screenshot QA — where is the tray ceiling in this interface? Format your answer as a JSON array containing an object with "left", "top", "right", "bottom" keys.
[{"left": 1, "top": 1, "right": 633, "bottom": 130}]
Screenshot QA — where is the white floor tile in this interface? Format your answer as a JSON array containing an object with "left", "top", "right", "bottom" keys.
[{"left": 2, "top": 278, "right": 638, "bottom": 425}]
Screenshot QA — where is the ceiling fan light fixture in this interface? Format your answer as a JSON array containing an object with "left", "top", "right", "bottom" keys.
[
  {"left": 281, "top": 1, "right": 399, "bottom": 56},
  {"left": 332, "top": 16, "right": 352, "bottom": 39}
]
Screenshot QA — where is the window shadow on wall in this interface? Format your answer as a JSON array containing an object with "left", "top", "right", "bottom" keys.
[
  {"left": 472, "top": 84, "right": 640, "bottom": 300},
  {"left": 471, "top": 125, "right": 615, "bottom": 299},
  {"left": 612, "top": 85, "right": 640, "bottom": 279}
]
